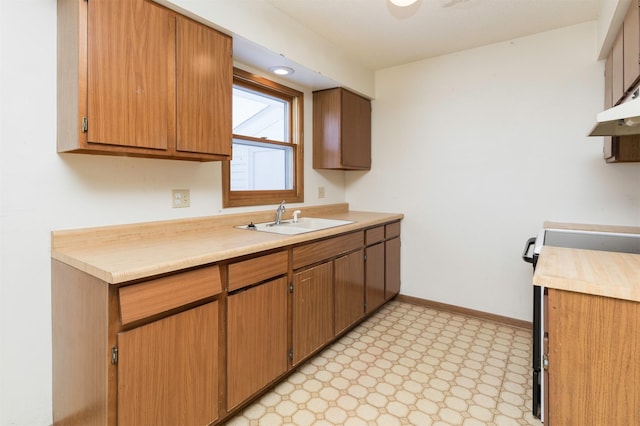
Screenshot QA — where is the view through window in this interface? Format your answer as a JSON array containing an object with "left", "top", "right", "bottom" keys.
[
  {"left": 223, "top": 69, "right": 303, "bottom": 207},
  {"left": 231, "top": 86, "right": 292, "bottom": 191}
]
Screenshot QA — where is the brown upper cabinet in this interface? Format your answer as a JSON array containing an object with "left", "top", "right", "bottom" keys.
[
  {"left": 57, "top": 0, "right": 232, "bottom": 161},
  {"left": 624, "top": 1, "right": 640, "bottom": 92},
  {"left": 607, "top": 0, "right": 640, "bottom": 107},
  {"left": 611, "top": 30, "right": 625, "bottom": 105},
  {"left": 602, "top": 0, "right": 640, "bottom": 162},
  {"left": 313, "top": 87, "right": 372, "bottom": 170}
]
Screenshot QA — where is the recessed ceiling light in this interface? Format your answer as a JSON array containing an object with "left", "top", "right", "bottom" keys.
[
  {"left": 269, "top": 66, "right": 294, "bottom": 76},
  {"left": 389, "top": 0, "right": 417, "bottom": 6}
]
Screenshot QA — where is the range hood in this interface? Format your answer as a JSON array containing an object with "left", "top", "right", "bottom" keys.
[{"left": 589, "top": 96, "right": 640, "bottom": 136}]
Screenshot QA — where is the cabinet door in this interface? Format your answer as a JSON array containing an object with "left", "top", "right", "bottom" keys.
[
  {"left": 87, "top": 0, "right": 175, "bottom": 150},
  {"left": 176, "top": 16, "right": 232, "bottom": 156},
  {"left": 624, "top": 0, "right": 640, "bottom": 92},
  {"left": 227, "top": 277, "right": 288, "bottom": 410},
  {"left": 366, "top": 242, "right": 385, "bottom": 314},
  {"left": 385, "top": 237, "right": 401, "bottom": 299},
  {"left": 547, "top": 289, "right": 640, "bottom": 426},
  {"left": 341, "top": 89, "right": 371, "bottom": 169},
  {"left": 312, "top": 88, "right": 341, "bottom": 169},
  {"left": 604, "top": 52, "right": 613, "bottom": 110},
  {"left": 312, "top": 88, "right": 371, "bottom": 170},
  {"left": 292, "top": 262, "right": 334, "bottom": 365},
  {"left": 117, "top": 302, "right": 219, "bottom": 426},
  {"left": 612, "top": 30, "right": 625, "bottom": 104},
  {"left": 335, "top": 249, "right": 365, "bottom": 335}
]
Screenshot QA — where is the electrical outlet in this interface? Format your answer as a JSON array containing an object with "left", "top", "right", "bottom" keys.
[
  {"left": 318, "top": 186, "right": 325, "bottom": 199},
  {"left": 172, "top": 189, "right": 190, "bottom": 208}
]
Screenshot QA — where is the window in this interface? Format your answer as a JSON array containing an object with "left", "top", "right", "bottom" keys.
[{"left": 223, "top": 68, "right": 304, "bottom": 207}]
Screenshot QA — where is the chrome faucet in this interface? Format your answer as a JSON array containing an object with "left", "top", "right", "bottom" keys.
[{"left": 274, "top": 200, "right": 286, "bottom": 225}]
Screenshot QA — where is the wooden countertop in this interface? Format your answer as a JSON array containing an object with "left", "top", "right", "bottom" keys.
[
  {"left": 533, "top": 222, "right": 640, "bottom": 302},
  {"left": 51, "top": 203, "right": 403, "bottom": 284}
]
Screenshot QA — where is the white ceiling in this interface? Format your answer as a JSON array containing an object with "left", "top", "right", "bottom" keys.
[{"left": 264, "top": 0, "right": 600, "bottom": 71}]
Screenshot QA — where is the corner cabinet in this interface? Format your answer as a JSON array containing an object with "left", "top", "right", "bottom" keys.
[
  {"left": 57, "top": 0, "right": 232, "bottom": 161},
  {"left": 313, "top": 87, "right": 372, "bottom": 170},
  {"left": 385, "top": 222, "right": 402, "bottom": 298},
  {"left": 365, "top": 221, "right": 401, "bottom": 312}
]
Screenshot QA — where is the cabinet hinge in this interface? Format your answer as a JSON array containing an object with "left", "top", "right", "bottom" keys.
[
  {"left": 542, "top": 353, "right": 549, "bottom": 371},
  {"left": 288, "top": 349, "right": 293, "bottom": 361},
  {"left": 111, "top": 347, "right": 118, "bottom": 365},
  {"left": 289, "top": 282, "right": 294, "bottom": 293},
  {"left": 364, "top": 253, "right": 367, "bottom": 261},
  {"left": 81, "top": 116, "right": 88, "bottom": 133}
]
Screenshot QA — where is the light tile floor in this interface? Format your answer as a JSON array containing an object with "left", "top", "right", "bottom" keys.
[{"left": 226, "top": 300, "right": 542, "bottom": 426}]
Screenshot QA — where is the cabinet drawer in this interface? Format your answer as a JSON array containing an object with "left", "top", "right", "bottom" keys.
[
  {"left": 386, "top": 222, "right": 401, "bottom": 238},
  {"left": 228, "top": 251, "right": 288, "bottom": 292},
  {"left": 365, "top": 226, "right": 385, "bottom": 245},
  {"left": 293, "top": 232, "right": 363, "bottom": 270},
  {"left": 119, "top": 265, "right": 222, "bottom": 325}
]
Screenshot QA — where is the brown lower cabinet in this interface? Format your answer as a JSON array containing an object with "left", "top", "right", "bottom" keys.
[
  {"left": 292, "top": 261, "right": 335, "bottom": 365},
  {"left": 227, "top": 277, "right": 288, "bottom": 410},
  {"left": 117, "top": 302, "right": 219, "bottom": 426},
  {"left": 546, "top": 289, "right": 640, "bottom": 425},
  {"left": 385, "top": 236, "right": 401, "bottom": 298},
  {"left": 52, "top": 261, "right": 224, "bottom": 426},
  {"left": 52, "top": 221, "right": 401, "bottom": 425},
  {"left": 365, "top": 242, "right": 385, "bottom": 313},
  {"left": 334, "top": 249, "right": 366, "bottom": 335}
]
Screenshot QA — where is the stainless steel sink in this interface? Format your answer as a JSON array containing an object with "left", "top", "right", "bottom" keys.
[{"left": 236, "top": 217, "right": 354, "bottom": 235}]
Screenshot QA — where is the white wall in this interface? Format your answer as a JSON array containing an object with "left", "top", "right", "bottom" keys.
[
  {"left": 346, "top": 21, "right": 640, "bottom": 322},
  {"left": 0, "top": 2, "right": 345, "bottom": 424}
]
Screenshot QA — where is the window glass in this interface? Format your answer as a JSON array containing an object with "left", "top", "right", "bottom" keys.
[
  {"left": 232, "top": 86, "right": 289, "bottom": 141},
  {"left": 223, "top": 69, "right": 303, "bottom": 208},
  {"left": 230, "top": 140, "right": 293, "bottom": 190}
]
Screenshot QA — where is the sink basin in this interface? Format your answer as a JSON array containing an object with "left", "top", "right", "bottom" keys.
[{"left": 236, "top": 217, "right": 354, "bottom": 235}]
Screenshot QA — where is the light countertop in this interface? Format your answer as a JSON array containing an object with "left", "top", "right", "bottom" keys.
[
  {"left": 51, "top": 203, "right": 403, "bottom": 284},
  {"left": 533, "top": 222, "right": 640, "bottom": 302}
]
